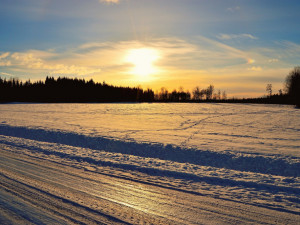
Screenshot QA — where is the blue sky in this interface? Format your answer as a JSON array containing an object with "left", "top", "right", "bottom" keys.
[{"left": 1, "top": 0, "right": 300, "bottom": 97}]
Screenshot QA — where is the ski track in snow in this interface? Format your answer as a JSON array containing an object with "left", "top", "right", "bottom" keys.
[{"left": 0, "top": 103, "right": 300, "bottom": 224}]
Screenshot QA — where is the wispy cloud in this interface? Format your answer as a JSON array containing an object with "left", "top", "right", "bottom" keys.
[
  {"left": 268, "top": 58, "right": 279, "bottom": 63},
  {"left": 193, "top": 36, "right": 256, "bottom": 67},
  {"left": 0, "top": 72, "right": 13, "bottom": 77},
  {"left": 0, "top": 52, "right": 10, "bottom": 59},
  {"left": 0, "top": 52, "right": 11, "bottom": 66},
  {"left": 99, "top": 0, "right": 120, "bottom": 4},
  {"left": 226, "top": 6, "right": 240, "bottom": 13},
  {"left": 217, "top": 33, "right": 258, "bottom": 40},
  {"left": 248, "top": 66, "right": 262, "bottom": 71},
  {"left": 249, "top": 41, "right": 300, "bottom": 66},
  {"left": 0, "top": 61, "right": 11, "bottom": 66},
  {"left": 3, "top": 51, "right": 101, "bottom": 77}
]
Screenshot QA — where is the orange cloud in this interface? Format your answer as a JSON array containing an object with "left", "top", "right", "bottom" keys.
[
  {"left": 0, "top": 52, "right": 10, "bottom": 59},
  {"left": 7, "top": 51, "right": 101, "bottom": 76},
  {"left": 268, "top": 58, "right": 279, "bottom": 63},
  {"left": 99, "top": 0, "right": 120, "bottom": 4},
  {"left": 0, "top": 52, "right": 11, "bottom": 66},
  {"left": 247, "top": 66, "right": 262, "bottom": 71},
  {"left": 247, "top": 58, "right": 255, "bottom": 64}
]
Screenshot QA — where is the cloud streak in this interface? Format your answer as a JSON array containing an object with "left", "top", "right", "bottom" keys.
[
  {"left": 217, "top": 33, "right": 258, "bottom": 40},
  {"left": 226, "top": 6, "right": 240, "bottom": 13},
  {"left": 99, "top": 0, "right": 120, "bottom": 4},
  {"left": 248, "top": 66, "right": 262, "bottom": 71},
  {"left": 0, "top": 72, "right": 13, "bottom": 77}
]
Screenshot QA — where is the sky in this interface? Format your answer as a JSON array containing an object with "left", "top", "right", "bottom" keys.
[{"left": 1, "top": 0, "right": 300, "bottom": 97}]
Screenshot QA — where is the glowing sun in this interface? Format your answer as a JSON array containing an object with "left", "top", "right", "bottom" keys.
[{"left": 125, "top": 48, "right": 160, "bottom": 78}]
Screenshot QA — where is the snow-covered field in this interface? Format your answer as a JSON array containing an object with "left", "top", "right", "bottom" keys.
[{"left": 0, "top": 103, "right": 299, "bottom": 224}]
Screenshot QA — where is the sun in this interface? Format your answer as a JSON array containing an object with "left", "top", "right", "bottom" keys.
[{"left": 125, "top": 48, "right": 160, "bottom": 78}]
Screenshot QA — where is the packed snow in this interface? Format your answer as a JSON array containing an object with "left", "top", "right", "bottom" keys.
[{"left": 0, "top": 103, "right": 299, "bottom": 224}]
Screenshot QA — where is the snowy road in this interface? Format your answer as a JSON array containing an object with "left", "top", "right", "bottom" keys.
[{"left": 1, "top": 147, "right": 299, "bottom": 225}]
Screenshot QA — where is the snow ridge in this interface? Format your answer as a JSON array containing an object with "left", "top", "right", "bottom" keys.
[{"left": 0, "top": 124, "right": 299, "bottom": 177}]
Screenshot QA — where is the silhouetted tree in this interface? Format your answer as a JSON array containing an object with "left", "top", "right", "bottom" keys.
[
  {"left": 205, "top": 85, "right": 214, "bottom": 100},
  {"left": 285, "top": 66, "right": 300, "bottom": 107},
  {"left": 222, "top": 91, "right": 227, "bottom": 100},
  {"left": 213, "top": 89, "right": 221, "bottom": 100},
  {"left": 266, "top": 84, "right": 272, "bottom": 97},
  {"left": 178, "top": 87, "right": 189, "bottom": 101},
  {"left": 217, "top": 90, "right": 221, "bottom": 100},
  {"left": 169, "top": 89, "right": 178, "bottom": 101},
  {"left": 159, "top": 87, "right": 169, "bottom": 101},
  {"left": 192, "top": 86, "right": 201, "bottom": 100}
]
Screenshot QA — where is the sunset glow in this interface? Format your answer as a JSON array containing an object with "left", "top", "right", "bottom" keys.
[
  {"left": 0, "top": 1, "right": 300, "bottom": 222},
  {"left": 125, "top": 48, "right": 160, "bottom": 79},
  {"left": 1, "top": 1, "right": 300, "bottom": 97}
]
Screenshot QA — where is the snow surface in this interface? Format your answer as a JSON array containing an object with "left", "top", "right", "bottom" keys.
[
  {"left": 0, "top": 103, "right": 299, "bottom": 223},
  {"left": 1, "top": 103, "right": 299, "bottom": 156}
]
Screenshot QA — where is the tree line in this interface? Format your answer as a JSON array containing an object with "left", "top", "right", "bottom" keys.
[
  {"left": 0, "top": 66, "right": 299, "bottom": 106},
  {"left": 154, "top": 66, "right": 300, "bottom": 107},
  {"left": 0, "top": 76, "right": 155, "bottom": 103},
  {"left": 155, "top": 85, "right": 227, "bottom": 101},
  {"left": 0, "top": 76, "right": 226, "bottom": 103}
]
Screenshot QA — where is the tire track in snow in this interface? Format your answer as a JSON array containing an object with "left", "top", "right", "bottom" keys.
[{"left": 1, "top": 150, "right": 299, "bottom": 224}]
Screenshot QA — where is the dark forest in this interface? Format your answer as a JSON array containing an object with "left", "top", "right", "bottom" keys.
[{"left": 0, "top": 76, "right": 154, "bottom": 103}]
